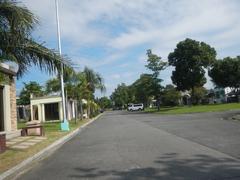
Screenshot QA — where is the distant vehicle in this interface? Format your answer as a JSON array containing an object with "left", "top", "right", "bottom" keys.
[
  {"left": 113, "top": 107, "right": 122, "bottom": 110},
  {"left": 127, "top": 103, "right": 144, "bottom": 111}
]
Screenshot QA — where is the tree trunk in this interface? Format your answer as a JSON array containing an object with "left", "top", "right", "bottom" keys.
[
  {"left": 74, "top": 100, "right": 77, "bottom": 124},
  {"left": 157, "top": 96, "right": 160, "bottom": 111},
  {"left": 191, "top": 87, "right": 194, "bottom": 106},
  {"left": 87, "top": 100, "right": 91, "bottom": 118},
  {"left": 80, "top": 100, "right": 83, "bottom": 120}
]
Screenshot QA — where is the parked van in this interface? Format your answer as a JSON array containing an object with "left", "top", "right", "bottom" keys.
[{"left": 127, "top": 103, "right": 144, "bottom": 111}]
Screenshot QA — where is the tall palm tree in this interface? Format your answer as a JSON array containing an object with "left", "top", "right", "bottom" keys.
[
  {"left": 0, "top": 0, "right": 70, "bottom": 77},
  {"left": 83, "top": 67, "right": 105, "bottom": 117},
  {"left": 83, "top": 67, "right": 106, "bottom": 93}
]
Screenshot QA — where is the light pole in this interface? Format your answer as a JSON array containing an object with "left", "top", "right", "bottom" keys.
[{"left": 55, "top": 0, "right": 69, "bottom": 131}]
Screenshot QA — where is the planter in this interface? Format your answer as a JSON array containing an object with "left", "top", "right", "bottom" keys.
[{"left": 0, "top": 132, "right": 6, "bottom": 153}]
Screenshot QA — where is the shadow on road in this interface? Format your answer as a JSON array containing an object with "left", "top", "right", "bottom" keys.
[{"left": 69, "top": 153, "right": 240, "bottom": 179}]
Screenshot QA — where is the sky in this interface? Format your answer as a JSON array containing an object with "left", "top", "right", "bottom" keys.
[{"left": 16, "top": 0, "right": 240, "bottom": 97}]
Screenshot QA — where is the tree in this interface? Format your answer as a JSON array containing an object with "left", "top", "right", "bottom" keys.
[
  {"left": 84, "top": 67, "right": 106, "bottom": 93},
  {"left": 45, "top": 78, "right": 61, "bottom": 94},
  {"left": 45, "top": 67, "right": 76, "bottom": 95},
  {"left": 145, "top": 50, "right": 167, "bottom": 110},
  {"left": 161, "top": 84, "right": 181, "bottom": 106},
  {"left": 83, "top": 67, "right": 106, "bottom": 117},
  {"left": 18, "top": 81, "right": 44, "bottom": 105},
  {"left": 132, "top": 74, "right": 163, "bottom": 106},
  {"left": 168, "top": 38, "right": 216, "bottom": 104},
  {"left": 64, "top": 71, "right": 91, "bottom": 121},
  {"left": 111, "top": 83, "right": 130, "bottom": 108},
  {"left": 0, "top": 0, "right": 70, "bottom": 77},
  {"left": 146, "top": 49, "right": 167, "bottom": 77},
  {"left": 97, "top": 97, "right": 112, "bottom": 109},
  {"left": 191, "top": 86, "right": 208, "bottom": 105},
  {"left": 209, "top": 56, "right": 240, "bottom": 89}
]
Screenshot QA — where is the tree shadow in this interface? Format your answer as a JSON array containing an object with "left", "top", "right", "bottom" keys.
[{"left": 69, "top": 153, "right": 240, "bottom": 179}]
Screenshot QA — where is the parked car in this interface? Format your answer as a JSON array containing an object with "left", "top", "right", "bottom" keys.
[{"left": 127, "top": 103, "right": 144, "bottom": 111}]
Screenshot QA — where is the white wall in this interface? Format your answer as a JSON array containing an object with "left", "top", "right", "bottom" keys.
[{"left": 3, "top": 84, "right": 11, "bottom": 132}]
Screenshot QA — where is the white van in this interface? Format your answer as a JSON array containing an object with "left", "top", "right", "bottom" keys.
[{"left": 128, "top": 103, "right": 144, "bottom": 111}]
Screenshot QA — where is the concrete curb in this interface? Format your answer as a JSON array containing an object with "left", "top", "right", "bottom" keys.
[{"left": 0, "top": 114, "right": 103, "bottom": 180}]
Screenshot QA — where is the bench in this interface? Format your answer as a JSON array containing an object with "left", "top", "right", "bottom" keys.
[{"left": 21, "top": 125, "right": 45, "bottom": 136}]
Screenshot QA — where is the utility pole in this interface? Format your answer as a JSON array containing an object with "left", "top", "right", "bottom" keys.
[{"left": 55, "top": 0, "right": 69, "bottom": 131}]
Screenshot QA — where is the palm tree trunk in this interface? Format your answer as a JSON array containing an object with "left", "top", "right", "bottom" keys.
[
  {"left": 80, "top": 100, "right": 83, "bottom": 120},
  {"left": 74, "top": 100, "right": 77, "bottom": 124}
]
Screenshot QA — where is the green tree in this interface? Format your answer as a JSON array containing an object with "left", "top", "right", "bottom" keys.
[
  {"left": 0, "top": 0, "right": 70, "bottom": 77},
  {"left": 191, "top": 86, "right": 208, "bottom": 105},
  {"left": 44, "top": 68, "right": 105, "bottom": 119},
  {"left": 18, "top": 81, "right": 44, "bottom": 105},
  {"left": 84, "top": 67, "right": 106, "bottom": 93},
  {"left": 209, "top": 56, "right": 240, "bottom": 89},
  {"left": 110, "top": 83, "right": 130, "bottom": 108},
  {"left": 162, "top": 84, "right": 181, "bottom": 106},
  {"left": 146, "top": 49, "right": 167, "bottom": 77},
  {"left": 132, "top": 74, "right": 162, "bottom": 106},
  {"left": 83, "top": 67, "right": 106, "bottom": 117},
  {"left": 45, "top": 67, "right": 76, "bottom": 95},
  {"left": 64, "top": 71, "right": 91, "bottom": 121},
  {"left": 45, "top": 78, "right": 61, "bottom": 94},
  {"left": 146, "top": 49, "right": 167, "bottom": 110},
  {"left": 97, "top": 97, "right": 112, "bottom": 109},
  {"left": 168, "top": 38, "right": 216, "bottom": 104}
]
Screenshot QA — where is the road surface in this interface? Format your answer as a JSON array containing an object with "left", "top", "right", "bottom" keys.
[{"left": 18, "top": 110, "right": 240, "bottom": 180}]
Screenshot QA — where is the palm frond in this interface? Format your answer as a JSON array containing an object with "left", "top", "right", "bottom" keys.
[{"left": 0, "top": 0, "right": 72, "bottom": 77}]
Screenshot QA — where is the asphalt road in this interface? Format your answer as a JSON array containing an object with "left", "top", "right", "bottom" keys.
[{"left": 18, "top": 110, "right": 240, "bottom": 180}]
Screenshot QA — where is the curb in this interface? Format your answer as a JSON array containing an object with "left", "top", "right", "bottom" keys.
[{"left": 0, "top": 113, "right": 103, "bottom": 180}]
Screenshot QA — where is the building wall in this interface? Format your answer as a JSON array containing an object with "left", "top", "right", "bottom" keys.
[
  {"left": 30, "top": 96, "right": 63, "bottom": 122},
  {"left": 10, "top": 77, "right": 17, "bottom": 131},
  {"left": 3, "top": 84, "right": 11, "bottom": 132}
]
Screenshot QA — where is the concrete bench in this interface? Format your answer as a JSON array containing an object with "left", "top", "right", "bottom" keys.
[{"left": 21, "top": 125, "right": 45, "bottom": 136}]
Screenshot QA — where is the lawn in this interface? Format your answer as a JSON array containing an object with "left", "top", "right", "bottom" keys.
[
  {"left": 145, "top": 103, "right": 240, "bottom": 114},
  {"left": 0, "top": 118, "right": 97, "bottom": 174}
]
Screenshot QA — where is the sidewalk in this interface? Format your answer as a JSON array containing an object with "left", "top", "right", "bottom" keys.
[
  {"left": 0, "top": 114, "right": 102, "bottom": 179},
  {"left": 6, "top": 136, "right": 47, "bottom": 150}
]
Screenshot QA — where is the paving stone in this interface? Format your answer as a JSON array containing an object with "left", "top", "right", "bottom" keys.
[
  {"left": 20, "top": 142, "right": 37, "bottom": 146},
  {"left": 10, "top": 138, "right": 24, "bottom": 142},
  {"left": 6, "top": 141, "right": 17, "bottom": 145},
  {"left": 27, "top": 139, "right": 43, "bottom": 143},
  {"left": 34, "top": 137, "right": 47, "bottom": 140},
  {"left": 17, "top": 137, "right": 31, "bottom": 140},
  {"left": 11, "top": 145, "right": 29, "bottom": 149}
]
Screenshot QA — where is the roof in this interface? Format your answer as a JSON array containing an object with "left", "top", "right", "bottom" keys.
[
  {"left": 0, "top": 64, "right": 16, "bottom": 76},
  {"left": 31, "top": 95, "right": 61, "bottom": 100}
]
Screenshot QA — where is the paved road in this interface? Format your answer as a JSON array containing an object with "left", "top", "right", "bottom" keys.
[{"left": 18, "top": 110, "right": 240, "bottom": 180}]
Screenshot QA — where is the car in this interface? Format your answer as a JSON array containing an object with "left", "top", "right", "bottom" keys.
[{"left": 127, "top": 103, "right": 144, "bottom": 111}]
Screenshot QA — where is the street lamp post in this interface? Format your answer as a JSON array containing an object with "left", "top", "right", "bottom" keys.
[{"left": 55, "top": 0, "right": 69, "bottom": 131}]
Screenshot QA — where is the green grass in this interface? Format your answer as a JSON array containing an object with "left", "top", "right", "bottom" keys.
[
  {"left": 17, "top": 120, "right": 87, "bottom": 132},
  {"left": 0, "top": 117, "right": 98, "bottom": 174},
  {"left": 145, "top": 103, "right": 240, "bottom": 114}
]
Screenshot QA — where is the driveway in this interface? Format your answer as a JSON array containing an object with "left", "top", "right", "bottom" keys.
[{"left": 18, "top": 110, "right": 240, "bottom": 180}]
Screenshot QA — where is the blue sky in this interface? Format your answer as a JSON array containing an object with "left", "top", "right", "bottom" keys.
[{"left": 17, "top": 0, "right": 240, "bottom": 97}]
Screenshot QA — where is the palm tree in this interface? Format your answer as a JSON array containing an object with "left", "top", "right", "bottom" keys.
[
  {"left": 83, "top": 67, "right": 105, "bottom": 117},
  {"left": 0, "top": 0, "right": 70, "bottom": 77},
  {"left": 83, "top": 67, "right": 106, "bottom": 93},
  {"left": 44, "top": 67, "right": 105, "bottom": 119}
]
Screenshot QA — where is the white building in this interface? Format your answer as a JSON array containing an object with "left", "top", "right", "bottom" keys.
[{"left": 30, "top": 96, "right": 88, "bottom": 122}]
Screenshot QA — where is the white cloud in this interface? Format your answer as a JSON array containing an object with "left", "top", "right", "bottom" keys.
[{"left": 20, "top": 0, "right": 240, "bottom": 96}]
